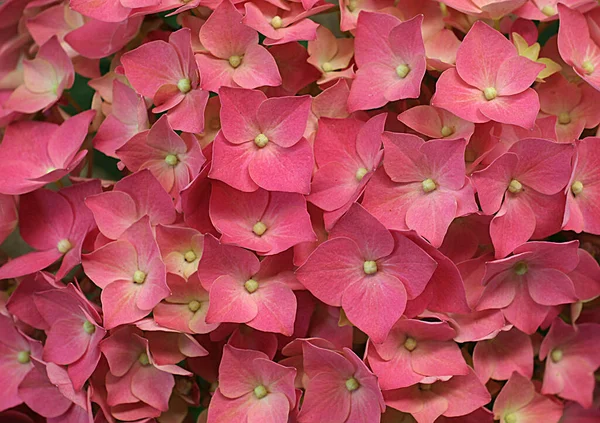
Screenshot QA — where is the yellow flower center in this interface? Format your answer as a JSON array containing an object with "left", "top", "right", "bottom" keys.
[
  {"left": 508, "top": 179, "right": 523, "bottom": 193},
  {"left": 133, "top": 270, "right": 146, "bottom": 284},
  {"left": 504, "top": 413, "right": 517, "bottom": 423},
  {"left": 188, "top": 300, "right": 201, "bottom": 312},
  {"left": 404, "top": 337, "right": 417, "bottom": 351},
  {"left": 396, "top": 64, "right": 410, "bottom": 79},
  {"left": 551, "top": 348, "right": 563, "bottom": 363},
  {"left": 541, "top": 5, "right": 555, "bottom": 16},
  {"left": 558, "top": 112, "right": 571, "bottom": 125},
  {"left": 138, "top": 352, "right": 150, "bottom": 366},
  {"left": 582, "top": 60, "right": 595, "bottom": 75},
  {"left": 355, "top": 167, "right": 369, "bottom": 181},
  {"left": 245, "top": 279, "right": 259, "bottom": 293},
  {"left": 83, "top": 320, "right": 96, "bottom": 334},
  {"left": 363, "top": 260, "right": 377, "bottom": 275},
  {"left": 253, "top": 221, "right": 267, "bottom": 236},
  {"left": 271, "top": 16, "right": 283, "bottom": 29},
  {"left": 345, "top": 377, "right": 360, "bottom": 391},
  {"left": 514, "top": 261, "right": 528, "bottom": 276},
  {"left": 17, "top": 351, "right": 30, "bottom": 364},
  {"left": 254, "top": 385, "right": 268, "bottom": 399},
  {"left": 57, "top": 239, "right": 72, "bottom": 254},
  {"left": 322, "top": 62, "right": 334, "bottom": 73},
  {"left": 422, "top": 178, "right": 436, "bottom": 193},
  {"left": 440, "top": 126, "right": 454, "bottom": 137},
  {"left": 229, "top": 55, "right": 242, "bottom": 68},
  {"left": 571, "top": 180, "right": 584, "bottom": 195},
  {"left": 254, "top": 133, "right": 269, "bottom": 148},
  {"left": 484, "top": 87, "right": 497, "bottom": 101},
  {"left": 177, "top": 78, "right": 191, "bottom": 93},
  {"left": 184, "top": 250, "right": 197, "bottom": 263},
  {"left": 165, "top": 154, "right": 179, "bottom": 166}
]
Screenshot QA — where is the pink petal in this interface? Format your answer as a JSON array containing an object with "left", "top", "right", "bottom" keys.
[
  {"left": 209, "top": 133, "right": 259, "bottom": 192},
  {"left": 257, "top": 95, "right": 311, "bottom": 148},
  {"left": 431, "top": 68, "right": 489, "bottom": 123},
  {"left": 219, "top": 87, "right": 265, "bottom": 144},
  {"left": 526, "top": 268, "right": 577, "bottom": 306},
  {"left": 249, "top": 282, "right": 296, "bottom": 336},
  {"left": 205, "top": 275, "right": 259, "bottom": 324},
  {"left": 479, "top": 89, "right": 540, "bottom": 130},
  {"left": 232, "top": 44, "right": 282, "bottom": 88}
]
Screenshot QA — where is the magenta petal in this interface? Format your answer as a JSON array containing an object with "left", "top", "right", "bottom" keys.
[
  {"left": 205, "top": 275, "right": 259, "bottom": 324},
  {"left": 42, "top": 318, "right": 90, "bottom": 365},
  {"left": 249, "top": 282, "right": 296, "bottom": 336},
  {"left": 209, "top": 133, "right": 259, "bottom": 192},
  {"left": 406, "top": 190, "right": 457, "bottom": 248},
  {"left": 131, "top": 365, "right": 174, "bottom": 412},
  {"left": 432, "top": 68, "right": 489, "bottom": 123},
  {"left": 232, "top": 44, "right": 282, "bottom": 88},
  {"left": 0, "top": 249, "right": 62, "bottom": 280},
  {"left": 299, "top": 372, "right": 351, "bottom": 423},
  {"left": 479, "top": 89, "right": 540, "bottom": 130},
  {"left": 526, "top": 269, "right": 577, "bottom": 306},
  {"left": 490, "top": 196, "right": 536, "bottom": 259},
  {"left": 167, "top": 89, "right": 209, "bottom": 133},
  {"left": 258, "top": 95, "right": 311, "bottom": 148},
  {"left": 219, "top": 87, "right": 265, "bottom": 144}
]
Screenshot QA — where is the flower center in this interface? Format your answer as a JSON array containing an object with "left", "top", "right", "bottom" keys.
[
  {"left": 254, "top": 384, "right": 268, "bottom": 399},
  {"left": 504, "top": 413, "right": 517, "bottom": 423},
  {"left": 514, "top": 261, "right": 528, "bottom": 276},
  {"left": 17, "top": 351, "right": 30, "bottom": 364},
  {"left": 83, "top": 320, "right": 96, "bottom": 334},
  {"left": 363, "top": 260, "right": 377, "bottom": 275},
  {"left": 254, "top": 133, "right": 269, "bottom": 148},
  {"left": 165, "top": 154, "right": 179, "bottom": 166},
  {"left": 508, "top": 179, "right": 523, "bottom": 193},
  {"left": 403, "top": 337, "right": 417, "bottom": 351},
  {"left": 253, "top": 221, "right": 267, "bottom": 236},
  {"left": 184, "top": 250, "right": 197, "bottom": 263},
  {"left": 440, "top": 126, "right": 454, "bottom": 137},
  {"left": 396, "top": 64, "right": 410, "bottom": 79},
  {"left": 422, "top": 178, "right": 436, "bottom": 193},
  {"left": 571, "top": 180, "right": 584, "bottom": 195},
  {"left": 244, "top": 279, "right": 259, "bottom": 293},
  {"left": 345, "top": 377, "right": 360, "bottom": 391},
  {"left": 188, "top": 300, "right": 201, "bottom": 312},
  {"left": 582, "top": 60, "right": 595, "bottom": 75},
  {"left": 558, "top": 112, "right": 571, "bottom": 125},
  {"left": 138, "top": 352, "right": 150, "bottom": 366},
  {"left": 355, "top": 167, "right": 368, "bottom": 181},
  {"left": 347, "top": 0, "right": 358, "bottom": 11},
  {"left": 133, "top": 270, "right": 146, "bottom": 284},
  {"left": 271, "top": 16, "right": 283, "bottom": 29},
  {"left": 541, "top": 5, "right": 555, "bottom": 16},
  {"left": 551, "top": 348, "right": 563, "bottom": 363},
  {"left": 177, "top": 78, "right": 192, "bottom": 93},
  {"left": 483, "top": 87, "right": 497, "bottom": 101},
  {"left": 229, "top": 55, "right": 242, "bottom": 68},
  {"left": 57, "top": 239, "right": 72, "bottom": 254},
  {"left": 322, "top": 62, "right": 334, "bottom": 72}
]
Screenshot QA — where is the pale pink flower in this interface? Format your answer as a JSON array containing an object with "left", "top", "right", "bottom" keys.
[
  {"left": 397, "top": 105, "right": 475, "bottom": 142},
  {"left": 307, "top": 25, "right": 354, "bottom": 85}
]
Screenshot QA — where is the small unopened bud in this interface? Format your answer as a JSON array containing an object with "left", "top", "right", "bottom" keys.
[
  {"left": 188, "top": 300, "right": 201, "bottom": 312},
  {"left": 138, "top": 352, "right": 150, "bottom": 366},
  {"left": 484, "top": 87, "right": 497, "bottom": 101},
  {"left": 271, "top": 16, "right": 283, "bottom": 29},
  {"left": 345, "top": 377, "right": 360, "bottom": 391},
  {"left": 17, "top": 351, "right": 30, "bottom": 364},
  {"left": 229, "top": 55, "right": 242, "bottom": 68},
  {"left": 440, "top": 126, "right": 453, "bottom": 137},
  {"left": 254, "top": 133, "right": 269, "bottom": 148},
  {"left": 558, "top": 112, "right": 571, "bottom": 125},
  {"left": 514, "top": 261, "right": 528, "bottom": 276},
  {"left": 165, "top": 154, "right": 179, "bottom": 166},
  {"left": 83, "top": 320, "right": 96, "bottom": 335},
  {"left": 57, "top": 239, "right": 72, "bottom": 254},
  {"left": 177, "top": 78, "right": 192, "bottom": 93},
  {"left": 396, "top": 64, "right": 410, "bottom": 79},
  {"left": 133, "top": 270, "right": 146, "bottom": 284},
  {"left": 571, "top": 180, "right": 584, "bottom": 195},
  {"left": 363, "top": 260, "right": 377, "bottom": 275},
  {"left": 355, "top": 167, "right": 369, "bottom": 181},
  {"left": 422, "top": 178, "right": 436, "bottom": 193},
  {"left": 322, "top": 62, "right": 334, "bottom": 72},
  {"left": 254, "top": 385, "right": 268, "bottom": 399},
  {"left": 508, "top": 179, "right": 523, "bottom": 193},
  {"left": 184, "top": 250, "right": 197, "bottom": 263},
  {"left": 582, "top": 60, "right": 595, "bottom": 75},
  {"left": 504, "top": 413, "right": 517, "bottom": 423},
  {"left": 541, "top": 5, "right": 555, "bottom": 16},
  {"left": 551, "top": 348, "right": 563, "bottom": 363},
  {"left": 253, "top": 221, "right": 267, "bottom": 236},
  {"left": 244, "top": 279, "right": 259, "bottom": 293},
  {"left": 404, "top": 337, "right": 417, "bottom": 351}
]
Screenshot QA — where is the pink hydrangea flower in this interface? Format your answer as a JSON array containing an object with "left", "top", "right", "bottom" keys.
[
  {"left": 209, "top": 87, "right": 313, "bottom": 194},
  {"left": 298, "top": 342, "right": 385, "bottom": 422},
  {"left": 210, "top": 182, "right": 316, "bottom": 255},
  {"left": 208, "top": 345, "right": 296, "bottom": 423},
  {"left": 539, "top": 318, "right": 600, "bottom": 407},
  {"left": 5, "top": 37, "right": 74, "bottom": 113},
  {"left": 493, "top": 371, "right": 563, "bottom": 423},
  {"left": 155, "top": 224, "right": 204, "bottom": 279},
  {"left": 121, "top": 28, "right": 209, "bottom": 133},
  {"left": 562, "top": 137, "right": 600, "bottom": 234},
  {"left": 0, "top": 314, "right": 42, "bottom": 412},
  {"left": 307, "top": 25, "right": 355, "bottom": 85},
  {"left": 195, "top": 0, "right": 281, "bottom": 92},
  {"left": 397, "top": 105, "right": 475, "bottom": 142},
  {"left": 297, "top": 204, "right": 437, "bottom": 342},
  {"left": 366, "top": 319, "right": 470, "bottom": 390},
  {"left": 475, "top": 241, "right": 579, "bottom": 334},
  {"left": 117, "top": 115, "right": 206, "bottom": 207},
  {"left": 432, "top": 21, "right": 544, "bottom": 129},
  {"left": 557, "top": 4, "right": 600, "bottom": 91},
  {"left": 0, "top": 111, "right": 94, "bottom": 195},
  {"left": 33, "top": 283, "right": 105, "bottom": 390},
  {"left": 348, "top": 13, "right": 426, "bottom": 112},
  {"left": 362, "top": 134, "right": 478, "bottom": 248},
  {"left": 0, "top": 180, "right": 101, "bottom": 281},
  {"left": 197, "top": 235, "right": 299, "bottom": 336},
  {"left": 307, "top": 114, "right": 385, "bottom": 215},
  {"left": 383, "top": 368, "right": 491, "bottom": 423},
  {"left": 85, "top": 170, "right": 176, "bottom": 240},
  {"left": 82, "top": 216, "right": 170, "bottom": 329},
  {"left": 93, "top": 80, "right": 149, "bottom": 158},
  {"left": 472, "top": 138, "right": 574, "bottom": 258},
  {"left": 153, "top": 272, "right": 219, "bottom": 334}
]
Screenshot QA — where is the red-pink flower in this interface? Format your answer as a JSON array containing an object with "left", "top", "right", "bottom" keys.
[
  {"left": 493, "top": 371, "right": 563, "bottom": 423},
  {"left": 0, "top": 180, "right": 101, "bottom": 281},
  {"left": 296, "top": 204, "right": 437, "bottom": 342},
  {"left": 153, "top": 272, "right": 219, "bottom": 334},
  {"left": 539, "top": 318, "right": 600, "bottom": 407},
  {"left": 5, "top": 37, "right": 74, "bottom": 113},
  {"left": 298, "top": 342, "right": 385, "bottom": 422},
  {"left": 366, "top": 319, "right": 469, "bottom": 390},
  {"left": 397, "top": 105, "right": 475, "bottom": 141},
  {"left": 208, "top": 345, "right": 296, "bottom": 423},
  {"left": 197, "top": 235, "right": 298, "bottom": 336},
  {"left": 209, "top": 87, "right": 313, "bottom": 194},
  {"left": 362, "top": 134, "right": 477, "bottom": 248},
  {"left": 475, "top": 241, "right": 579, "bottom": 334},
  {"left": 432, "top": 21, "right": 543, "bottom": 129},
  {"left": 0, "top": 111, "right": 94, "bottom": 195},
  {"left": 0, "top": 314, "right": 42, "bottom": 412},
  {"left": 307, "top": 114, "right": 385, "bottom": 214},
  {"left": 557, "top": 4, "right": 600, "bottom": 92},
  {"left": 85, "top": 170, "right": 176, "bottom": 240},
  {"left": 93, "top": 80, "right": 149, "bottom": 158},
  {"left": 210, "top": 182, "right": 316, "bottom": 255},
  {"left": 121, "top": 28, "right": 209, "bottom": 133},
  {"left": 117, "top": 115, "right": 206, "bottom": 207},
  {"left": 562, "top": 137, "right": 600, "bottom": 234},
  {"left": 383, "top": 369, "right": 491, "bottom": 423},
  {"left": 34, "top": 284, "right": 105, "bottom": 390},
  {"left": 348, "top": 13, "right": 426, "bottom": 112},
  {"left": 82, "top": 216, "right": 170, "bottom": 329},
  {"left": 156, "top": 224, "right": 204, "bottom": 279},
  {"left": 472, "top": 138, "right": 574, "bottom": 258},
  {"left": 307, "top": 25, "right": 355, "bottom": 85},
  {"left": 195, "top": 0, "right": 281, "bottom": 92}
]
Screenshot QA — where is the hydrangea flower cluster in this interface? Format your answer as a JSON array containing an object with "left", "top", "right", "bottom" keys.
[{"left": 1, "top": 0, "right": 600, "bottom": 422}]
